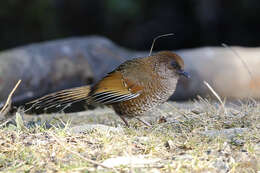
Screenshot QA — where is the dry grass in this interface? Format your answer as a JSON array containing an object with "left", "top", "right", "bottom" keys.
[{"left": 0, "top": 99, "right": 259, "bottom": 172}]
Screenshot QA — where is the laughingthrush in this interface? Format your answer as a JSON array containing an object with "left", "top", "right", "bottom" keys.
[{"left": 27, "top": 51, "right": 190, "bottom": 126}]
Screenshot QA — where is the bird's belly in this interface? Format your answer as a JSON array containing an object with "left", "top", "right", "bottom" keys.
[{"left": 112, "top": 87, "right": 175, "bottom": 117}]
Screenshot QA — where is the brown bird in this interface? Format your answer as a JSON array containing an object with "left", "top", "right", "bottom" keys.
[{"left": 27, "top": 51, "right": 189, "bottom": 126}]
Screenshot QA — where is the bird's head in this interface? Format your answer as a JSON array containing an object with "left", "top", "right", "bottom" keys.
[{"left": 154, "top": 51, "right": 190, "bottom": 79}]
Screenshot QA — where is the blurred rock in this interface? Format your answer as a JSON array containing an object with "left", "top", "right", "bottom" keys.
[
  {"left": 0, "top": 36, "right": 260, "bottom": 107},
  {"left": 174, "top": 46, "right": 260, "bottom": 100},
  {"left": 0, "top": 36, "right": 137, "bottom": 105}
]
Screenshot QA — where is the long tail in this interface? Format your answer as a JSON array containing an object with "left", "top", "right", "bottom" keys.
[{"left": 25, "top": 86, "right": 91, "bottom": 112}]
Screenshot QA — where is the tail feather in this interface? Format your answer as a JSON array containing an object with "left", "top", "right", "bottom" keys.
[{"left": 26, "top": 86, "right": 91, "bottom": 112}]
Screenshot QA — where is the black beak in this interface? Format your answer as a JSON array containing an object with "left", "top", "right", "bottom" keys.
[{"left": 178, "top": 70, "right": 191, "bottom": 78}]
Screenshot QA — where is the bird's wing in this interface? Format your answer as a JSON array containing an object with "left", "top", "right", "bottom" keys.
[{"left": 90, "top": 71, "right": 143, "bottom": 104}]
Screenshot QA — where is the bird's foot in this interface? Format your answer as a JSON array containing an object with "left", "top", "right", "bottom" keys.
[
  {"left": 119, "top": 115, "right": 130, "bottom": 127},
  {"left": 135, "top": 117, "right": 152, "bottom": 127}
]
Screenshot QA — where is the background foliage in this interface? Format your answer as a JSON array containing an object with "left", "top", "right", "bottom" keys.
[{"left": 1, "top": 0, "right": 260, "bottom": 51}]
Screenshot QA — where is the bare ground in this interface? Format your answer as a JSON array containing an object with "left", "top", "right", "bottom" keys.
[{"left": 0, "top": 99, "right": 259, "bottom": 172}]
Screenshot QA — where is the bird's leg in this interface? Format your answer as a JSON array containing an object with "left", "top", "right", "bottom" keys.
[
  {"left": 119, "top": 115, "right": 130, "bottom": 127},
  {"left": 135, "top": 117, "right": 151, "bottom": 127}
]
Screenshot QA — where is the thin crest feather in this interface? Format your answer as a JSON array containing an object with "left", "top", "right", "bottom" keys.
[{"left": 149, "top": 33, "right": 174, "bottom": 56}]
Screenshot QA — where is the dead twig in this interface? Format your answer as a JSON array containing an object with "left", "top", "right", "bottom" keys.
[
  {"left": 0, "top": 80, "right": 21, "bottom": 117},
  {"left": 222, "top": 43, "right": 254, "bottom": 80},
  {"left": 203, "top": 81, "right": 227, "bottom": 115}
]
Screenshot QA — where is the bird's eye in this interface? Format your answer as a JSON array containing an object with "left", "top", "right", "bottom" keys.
[{"left": 171, "top": 61, "right": 179, "bottom": 68}]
